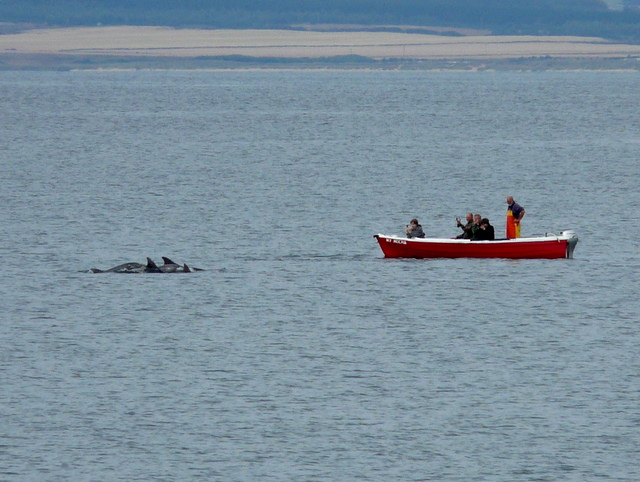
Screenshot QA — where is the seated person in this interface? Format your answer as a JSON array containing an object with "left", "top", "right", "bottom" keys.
[
  {"left": 455, "top": 213, "right": 474, "bottom": 239},
  {"left": 473, "top": 218, "right": 495, "bottom": 240},
  {"left": 405, "top": 218, "right": 425, "bottom": 238},
  {"left": 470, "top": 213, "right": 482, "bottom": 238}
]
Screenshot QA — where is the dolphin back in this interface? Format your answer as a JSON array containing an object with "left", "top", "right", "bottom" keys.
[{"left": 89, "top": 257, "right": 203, "bottom": 273}]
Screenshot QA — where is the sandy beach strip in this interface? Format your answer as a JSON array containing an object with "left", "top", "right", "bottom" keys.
[{"left": 2, "top": 26, "right": 640, "bottom": 60}]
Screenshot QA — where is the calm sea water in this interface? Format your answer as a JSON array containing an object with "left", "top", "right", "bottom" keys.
[{"left": 1, "top": 70, "right": 639, "bottom": 480}]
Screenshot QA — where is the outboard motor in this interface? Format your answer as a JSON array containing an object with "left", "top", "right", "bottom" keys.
[{"left": 562, "top": 230, "right": 579, "bottom": 258}]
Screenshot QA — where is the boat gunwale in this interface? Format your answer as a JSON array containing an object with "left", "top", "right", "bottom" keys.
[{"left": 374, "top": 233, "right": 572, "bottom": 245}]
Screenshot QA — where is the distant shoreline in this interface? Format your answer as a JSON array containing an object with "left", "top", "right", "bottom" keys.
[{"left": 2, "top": 26, "right": 640, "bottom": 71}]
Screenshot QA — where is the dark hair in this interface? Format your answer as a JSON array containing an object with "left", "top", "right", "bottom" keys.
[
  {"left": 410, "top": 218, "right": 419, "bottom": 225},
  {"left": 481, "top": 218, "right": 490, "bottom": 225}
]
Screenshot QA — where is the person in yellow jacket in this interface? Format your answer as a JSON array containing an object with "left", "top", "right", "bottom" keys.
[{"left": 506, "top": 196, "right": 525, "bottom": 238}]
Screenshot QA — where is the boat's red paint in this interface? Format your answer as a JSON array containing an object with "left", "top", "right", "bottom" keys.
[{"left": 374, "top": 232, "right": 578, "bottom": 259}]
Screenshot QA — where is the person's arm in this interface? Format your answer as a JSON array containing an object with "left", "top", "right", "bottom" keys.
[{"left": 515, "top": 208, "right": 525, "bottom": 223}]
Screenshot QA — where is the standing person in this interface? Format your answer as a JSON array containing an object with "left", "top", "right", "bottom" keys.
[
  {"left": 405, "top": 218, "right": 425, "bottom": 238},
  {"left": 506, "top": 196, "right": 525, "bottom": 238},
  {"left": 455, "top": 213, "right": 474, "bottom": 239}
]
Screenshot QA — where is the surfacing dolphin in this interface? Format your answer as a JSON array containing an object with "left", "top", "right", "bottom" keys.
[
  {"left": 90, "top": 257, "right": 203, "bottom": 273},
  {"left": 160, "top": 257, "right": 204, "bottom": 273}
]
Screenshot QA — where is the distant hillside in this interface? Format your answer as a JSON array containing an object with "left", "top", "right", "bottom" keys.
[{"left": 2, "top": 0, "right": 640, "bottom": 43}]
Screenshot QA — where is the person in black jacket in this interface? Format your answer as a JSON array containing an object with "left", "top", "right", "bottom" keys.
[{"left": 473, "top": 218, "right": 495, "bottom": 240}]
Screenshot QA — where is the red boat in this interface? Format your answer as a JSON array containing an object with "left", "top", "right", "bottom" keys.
[{"left": 374, "top": 231, "right": 578, "bottom": 259}]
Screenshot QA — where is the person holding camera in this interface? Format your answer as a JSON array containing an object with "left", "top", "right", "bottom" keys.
[
  {"left": 455, "top": 212, "right": 474, "bottom": 239},
  {"left": 405, "top": 218, "right": 426, "bottom": 238},
  {"left": 473, "top": 218, "right": 495, "bottom": 240}
]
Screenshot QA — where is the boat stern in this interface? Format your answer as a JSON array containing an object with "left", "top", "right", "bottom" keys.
[{"left": 562, "top": 230, "right": 579, "bottom": 258}]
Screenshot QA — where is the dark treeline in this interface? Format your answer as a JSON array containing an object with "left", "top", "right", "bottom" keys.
[{"left": 2, "top": 0, "right": 640, "bottom": 42}]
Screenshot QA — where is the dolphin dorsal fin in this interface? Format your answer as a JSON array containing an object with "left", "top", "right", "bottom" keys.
[
  {"left": 183, "top": 264, "right": 191, "bottom": 273},
  {"left": 162, "top": 257, "right": 177, "bottom": 265},
  {"left": 146, "top": 258, "right": 163, "bottom": 273}
]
